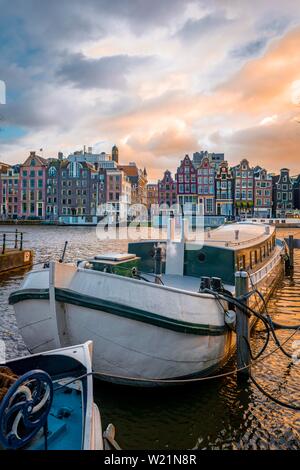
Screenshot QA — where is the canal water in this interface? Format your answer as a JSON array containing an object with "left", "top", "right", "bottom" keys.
[{"left": 0, "top": 225, "right": 299, "bottom": 450}]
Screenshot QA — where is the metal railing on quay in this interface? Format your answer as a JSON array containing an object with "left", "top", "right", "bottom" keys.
[{"left": 0, "top": 229, "right": 25, "bottom": 254}]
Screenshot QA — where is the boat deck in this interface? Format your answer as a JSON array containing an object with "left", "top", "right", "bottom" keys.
[
  {"left": 30, "top": 381, "right": 83, "bottom": 450},
  {"left": 144, "top": 273, "right": 234, "bottom": 294},
  {"left": 202, "top": 222, "right": 275, "bottom": 250}
]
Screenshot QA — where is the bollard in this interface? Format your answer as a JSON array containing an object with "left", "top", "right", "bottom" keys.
[
  {"left": 153, "top": 244, "right": 162, "bottom": 284},
  {"left": 14, "top": 229, "right": 18, "bottom": 249},
  {"left": 235, "top": 271, "right": 250, "bottom": 377},
  {"left": 2, "top": 233, "right": 6, "bottom": 254},
  {"left": 288, "top": 235, "right": 294, "bottom": 270},
  {"left": 19, "top": 232, "right": 23, "bottom": 251}
]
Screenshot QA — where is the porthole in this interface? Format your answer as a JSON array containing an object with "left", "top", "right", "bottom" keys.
[{"left": 198, "top": 251, "right": 206, "bottom": 263}]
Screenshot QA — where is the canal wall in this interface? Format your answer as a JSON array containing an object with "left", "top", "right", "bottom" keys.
[
  {"left": 0, "top": 230, "right": 34, "bottom": 274},
  {"left": 0, "top": 249, "right": 33, "bottom": 273}
]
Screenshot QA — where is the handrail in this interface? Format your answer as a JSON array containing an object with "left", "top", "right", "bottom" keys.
[
  {"left": 205, "top": 233, "right": 272, "bottom": 247},
  {"left": 0, "top": 229, "right": 24, "bottom": 254},
  {"left": 249, "top": 247, "right": 283, "bottom": 285}
]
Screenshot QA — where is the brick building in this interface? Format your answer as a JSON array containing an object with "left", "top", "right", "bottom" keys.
[
  {"left": 118, "top": 162, "right": 148, "bottom": 206},
  {"left": 105, "top": 169, "right": 131, "bottom": 221},
  {"left": 232, "top": 159, "right": 254, "bottom": 217},
  {"left": 253, "top": 167, "right": 272, "bottom": 218},
  {"left": 46, "top": 159, "right": 99, "bottom": 221},
  {"left": 157, "top": 170, "right": 177, "bottom": 207},
  {"left": 215, "top": 161, "right": 234, "bottom": 217},
  {"left": 176, "top": 155, "right": 198, "bottom": 211},
  {"left": 18, "top": 152, "right": 48, "bottom": 219},
  {"left": 147, "top": 183, "right": 158, "bottom": 210},
  {"left": 0, "top": 164, "right": 20, "bottom": 219},
  {"left": 272, "top": 168, "right": 294, "bottom": 217},
  {"left": 197, "top": 157, "right": 215, "bottom": 215}
]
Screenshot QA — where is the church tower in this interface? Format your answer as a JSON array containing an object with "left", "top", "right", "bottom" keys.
[{"left": 112, "top": 145, "right": 119, "bottom": 163}]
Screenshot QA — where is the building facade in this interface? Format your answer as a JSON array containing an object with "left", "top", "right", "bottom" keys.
[
  {"left": 176, "top": 155, "right": 198, "bottom": 211},
  {"left": 157, "top": 170, "right": 177, "bottom": 207},
  {"left": 253, "top": 168, "right": 272, "bottom": 218},
  {"left": 18, "top": 152, "right": 47, "bottom": 219},
  {"left": 232, "top": 159, "right": 254, "bottom": 217},
  {"left": 147, "top": 183, "right": 158, "bottom": 210},
  {"left": 293, "top": 174, "right": 300, "bottom": 211},
  {"left": 46, "top": 159, "right": 99, "bottom": 221},
  {"left": 118, "top": 163, "right": 148, "bottom": 206},
  {"left": 0, "top": 164, "right": 20, "bottom": 219},
  {"left": 105, "top": 169, "right": 131, "bottom": 221},
  {"left": 272, "top": 168, "right": 294, "bottom": 217},
  {"left": 197, "top": 157, "right": 215, "bottom": 215},
  {"left": 215, "top": 161, "right": 234, "bottom": 217},
  {"left": 192, "top": 151, "right": 224, "bottom": 169}
]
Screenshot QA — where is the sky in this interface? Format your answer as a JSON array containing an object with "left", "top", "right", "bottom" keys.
[{"left": 1, "top": 0, "right": 300, "bottom": 180}]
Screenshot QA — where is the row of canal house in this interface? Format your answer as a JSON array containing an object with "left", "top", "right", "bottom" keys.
[
  {"left": 0, "top": 148, "right": 146, "bottom": 222},
  {"left": 1, "top": 149, "right": 300, "bottom": 220},
  {"left": 157, "top": 154, "right": 299, "bottom": 218}
]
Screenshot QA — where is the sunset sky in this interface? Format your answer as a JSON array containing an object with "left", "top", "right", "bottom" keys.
[{"left": 1, "top": 0, "right": 300, "bottom": 180}]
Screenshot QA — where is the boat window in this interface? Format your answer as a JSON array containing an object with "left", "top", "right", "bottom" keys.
[
  {"left": 198, "top": 251, "right": 206, "bottom": 263},
  {"left": 238, "top": 255, "right": 245, "bottom": 270},
  {"left": 250, "top": 251, "right": 256, "bottom": 268}
]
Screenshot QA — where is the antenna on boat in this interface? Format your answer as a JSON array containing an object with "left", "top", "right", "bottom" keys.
[
  {"left": 153, "top": 243, "right": 163, "bottom": 284},
  {"left": 59, "top": 241, "right": 68, "bottom": 263}
]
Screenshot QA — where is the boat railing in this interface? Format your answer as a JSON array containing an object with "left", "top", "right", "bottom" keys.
[
  {"left": 205, "top": 232, "right": 272, "bottom": 247},
  {"left": 249, "top": 248, "right": 282, "bottom": 285},
  {"left": 0, "top": 229, "right": 24, "bottom": 254}
]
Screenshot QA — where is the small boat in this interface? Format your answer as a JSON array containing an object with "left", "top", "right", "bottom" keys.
[
  {"left": 0, "top": 341, "right": 103, "bottom": 450},
  {"left": 9, "top": 221, "right": 287, "bottom": 386}
]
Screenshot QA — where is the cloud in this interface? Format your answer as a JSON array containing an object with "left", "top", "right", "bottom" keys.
[
  {"left": 57, "top": 53, "right": 154, "bottom": 90},
  {"left": 2, "top": 0, "right": 300, "bottom": 178},
  {"left": 230, "top": 38, "right": 268, "bottom": 58},
  {"left": 175, "top": 11, "right": 233, "bottom": 42},
  {"left": 210, "top": 118, "right": 300, "bottom": 174}
]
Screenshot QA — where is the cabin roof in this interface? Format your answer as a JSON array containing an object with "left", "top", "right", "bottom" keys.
[{"left": 203, "top": 222, "right": 275, "bottom": 250}]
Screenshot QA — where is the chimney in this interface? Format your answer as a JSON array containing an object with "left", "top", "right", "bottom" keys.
[{"left": 58, "top": 152, "right": 63, "bottom": 161}]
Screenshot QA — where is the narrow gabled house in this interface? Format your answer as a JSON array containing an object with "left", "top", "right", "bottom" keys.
[
  {"left": 197, "top": 157, "right": 215, "bottom": 215},
  {"left": 272, "top": 168, "right": 294, "bottom": 217},
  {"left": 215, "top": 161, "right": 234, "bottom": 218},
  {"left": 253, "top": 167, "right": 273, "bottom": 218}
]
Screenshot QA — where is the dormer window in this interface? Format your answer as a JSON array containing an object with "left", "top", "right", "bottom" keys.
[{"left": 49, "top": 167, "right": 57, "bottom": 177}]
